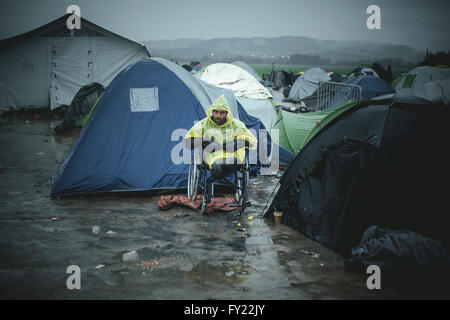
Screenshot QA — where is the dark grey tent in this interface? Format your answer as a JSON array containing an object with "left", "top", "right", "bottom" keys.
[
  {"left": 264, "top": 93, "right": 450, "bottom": 277},
  {"left": 268, "top": 70, "right": 296, "bottom": 88},
  {"left": 54, "top": 82, "right": 104, "bottom": 134}
]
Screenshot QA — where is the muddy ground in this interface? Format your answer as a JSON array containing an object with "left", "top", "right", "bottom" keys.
[{"left": 0, "top": 112, "right": 448, "bottom": 300}]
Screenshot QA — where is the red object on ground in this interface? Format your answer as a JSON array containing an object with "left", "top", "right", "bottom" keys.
[{"left": 158, "top": 194, "right": 239, "bottom": 214}]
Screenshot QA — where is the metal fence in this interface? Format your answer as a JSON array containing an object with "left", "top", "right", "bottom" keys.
[{"left": 316, "top": 81, "right": 362, "bottom": 111}]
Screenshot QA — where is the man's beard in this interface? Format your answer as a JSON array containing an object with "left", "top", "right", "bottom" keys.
[{"left": 212, "top": 116, "right": 226, "bottom": 125}]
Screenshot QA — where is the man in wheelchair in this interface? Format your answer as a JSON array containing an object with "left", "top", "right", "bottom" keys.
[
  {"left": 184, "top": 94, "right": 257, "bottom": 214},
  {"left": 184, "top": 94, "right": 257, "bottom": 179}
]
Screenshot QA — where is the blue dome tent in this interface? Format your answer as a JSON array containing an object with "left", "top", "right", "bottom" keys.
[{"left": 50, "top": 58, "right": 293, "bottom": 196}]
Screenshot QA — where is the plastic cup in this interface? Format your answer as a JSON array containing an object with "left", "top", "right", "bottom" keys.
[{"left": 274, "top": 211, "right": 283, "bottom": 225}]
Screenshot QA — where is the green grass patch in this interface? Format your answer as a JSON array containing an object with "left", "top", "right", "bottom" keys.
[
  {"left": 250, "top": 64, "right": 357, "bottom": 79},
  {"left": 250, "top": 64, "right": 408, "bottom": 83}
]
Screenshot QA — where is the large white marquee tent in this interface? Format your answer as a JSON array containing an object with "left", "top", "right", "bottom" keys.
[{"left": 0, "top": 14, "right": 150, "bottom": 110}]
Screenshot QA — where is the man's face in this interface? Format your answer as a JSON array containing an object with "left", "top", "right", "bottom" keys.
[{"left": 212, "top": 109, "right": 227, "bottom": 125}]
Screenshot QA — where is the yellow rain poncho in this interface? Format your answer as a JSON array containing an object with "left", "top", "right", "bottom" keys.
[{"left": 185, "top": 94, "right": 257, "bottom": 167}]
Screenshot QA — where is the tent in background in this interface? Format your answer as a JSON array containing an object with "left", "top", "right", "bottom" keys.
[
  {"left": 198, "top": 63, "right": 278, "bottom": 131},
  {"left": 54, "top": 82, "right": 104, "bottom": 134},
  {"left": 394, "top": 66, "right": 450, "bottom": 103},
  {"left": 288, "top": 68, "right": 331, "bottom": 102},
  {"left": 192, "top": 63, "right": 203, "bottom": 72},
  {"left": 347, "top": 66, "right": 380, "bottom": 79},
  {"left": 231, "top": 61, "right": 262, "bottom": 82},
  {"left": 198, "top": 63, "right": 272, "bottom": 100},
  {"left": 272, "top": 100, "right": 362, "bottom": 155},
  {"left": 326, "top": 75, "right": 395, "bottom": 109},
  {"left": 266, "top": 70, "right": 296, "bottom": 89},
  {"left": 0, "top": 14, "right": 150, "bottom": 111},
  {"left": 50, "top": 58, "right": 275, "bottom": 196},
  {"left": 328, "top": 72, "right": 345, "bottom": 82}
]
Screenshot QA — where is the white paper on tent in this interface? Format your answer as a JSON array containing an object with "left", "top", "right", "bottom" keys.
[{"left": 130, "top": 87, "right": 159, "bottom": 112}]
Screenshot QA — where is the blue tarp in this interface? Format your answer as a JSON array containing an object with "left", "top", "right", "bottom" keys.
[{"left": 51, "top": 58, "right": 287, "bottom": 196}]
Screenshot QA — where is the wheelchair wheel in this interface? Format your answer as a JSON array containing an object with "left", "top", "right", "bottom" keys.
[
  {"left": 234, "top": 170, "right": 243, "bottom": 202},
  {"left": 188, "top": 153, "right": 201, "bottom": 200},
  {"left": 201, "top": 183, "right": 211, "bottom": 215},
  {"left": 200, "top": 193, "right": 207, "bottom": 215},
  {"left": 236, "top": 160, "right": 249, "bottom": 215}
]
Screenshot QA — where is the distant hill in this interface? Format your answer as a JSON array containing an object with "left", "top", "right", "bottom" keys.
[{"left": 143, "top": 36, "right": 423, "bottom": 65}]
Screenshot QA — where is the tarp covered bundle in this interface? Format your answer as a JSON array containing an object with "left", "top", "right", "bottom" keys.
[
  {"left": 50, "top": 58, "right": 274, "bottom": 196},
  {"left": 265, "top": 94, "right": 450, "bottom": 264},
  {"left": 344, "top": 225, "right": 450, "bottom": 277}
]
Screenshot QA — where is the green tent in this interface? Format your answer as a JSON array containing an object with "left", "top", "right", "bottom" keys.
[{"left": 273, "top": 100, "right": 365, "bottom": 155}]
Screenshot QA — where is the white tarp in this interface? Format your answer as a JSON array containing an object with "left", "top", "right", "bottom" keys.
[
  {"left": 199, "top": 63, "right": 272, "bottom": 100},
  {"left": 288, "top": 67, "right": 330, "bottom": 101}
]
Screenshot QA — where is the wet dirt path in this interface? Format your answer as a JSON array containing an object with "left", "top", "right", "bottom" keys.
[{"left": 0, "top": 118, "right": 426, "bottom": 299}]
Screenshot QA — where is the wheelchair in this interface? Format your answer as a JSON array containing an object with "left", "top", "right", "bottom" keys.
[{"left": 187, "top": 147, "right": 250, "bottom": 215}]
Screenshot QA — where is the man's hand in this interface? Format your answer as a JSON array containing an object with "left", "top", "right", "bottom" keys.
[
  {"left": 204, "top": 140, "right": 222, "bottom": 152},
  {"left": 185, "top": 138, "right": 223, "bottom": 151},
  {"left": 222, "top": 139, "right": 252, "bottom": 152}
]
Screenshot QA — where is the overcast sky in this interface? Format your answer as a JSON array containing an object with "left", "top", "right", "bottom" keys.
[{"left": 0, "top": 0, "right": 449, "bottom": 51}]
